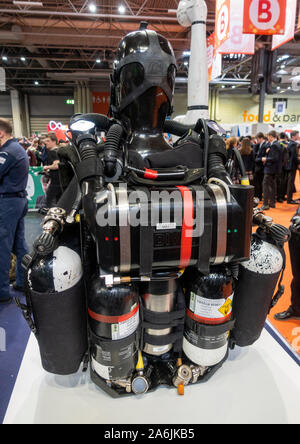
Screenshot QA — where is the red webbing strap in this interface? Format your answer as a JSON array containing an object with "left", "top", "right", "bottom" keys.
[{"left": 176, "top": 185, "right": 194, "bottom": 269}]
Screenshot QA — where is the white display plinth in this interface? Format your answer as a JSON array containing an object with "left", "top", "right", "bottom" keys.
[{"left": 4, "top": 328, "right": 300, "bottom": 425}]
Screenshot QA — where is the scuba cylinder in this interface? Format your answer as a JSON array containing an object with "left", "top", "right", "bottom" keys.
[
  {"left": 88, "top": 279, "right": 140, "bottom": 383},
  {"left": 183, "top": 269, "right": 235, "bottom": 367},
  {"left": 24, "top": 242, "right": 88, "bottom": 375},
  {"left": 231, "top": 212, "right": 290, "bottom": 347},
  {"left": 16, "top": 210, "right": 88, "bottom": 376}
]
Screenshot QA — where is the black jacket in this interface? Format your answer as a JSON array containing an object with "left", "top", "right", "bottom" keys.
[
  {"left": 286, "top": 140, "right": 299, "bottom": 172},
  {"left": 264, "top": 141, "right": 281, "bottom": 175},
  {"left": 242, "top": 152, "right": 255, "bottom": 172},
  {"left": 254, "top": 141, "right": 268, "bottom": 173}
]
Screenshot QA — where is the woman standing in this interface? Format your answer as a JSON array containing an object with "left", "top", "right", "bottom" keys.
[{"left": 239, "top": 138, "right": 255, "bottom": 185}]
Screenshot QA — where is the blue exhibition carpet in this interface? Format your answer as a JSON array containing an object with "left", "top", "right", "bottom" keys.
[
  {"left": 0, "top": 291, "right": 30, "bottom": 423},
  {"left": 0, "top": 212, "right": 42, "bottom": 424}
]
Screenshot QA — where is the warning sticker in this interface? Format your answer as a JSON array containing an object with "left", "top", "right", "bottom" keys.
[
  {"left": 92, "top": 358, "right": 111, "bottom": 380},
  {"left": 218, "top": 297, "right": 233, "bottom": 317},
  {"left": 190, "top": 292, "right": 233, "bottom": 320},
  {"left": 111, "top": 305, "right": 139, "bottom": 340}
]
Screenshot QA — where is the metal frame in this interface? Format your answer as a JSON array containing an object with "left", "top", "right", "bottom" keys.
[{"left": 1, "top": 0, "right": 300, "bottom": 92}]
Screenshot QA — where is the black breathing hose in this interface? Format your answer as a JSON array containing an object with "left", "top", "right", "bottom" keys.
[
  {"left": 208, "top": 152, "right": 232, "bottom": 185},
  {"left": 164, "top": 119, "right": 209, "bottom": 179},
  {"left": 104, "top": 123, "right": 124, "bottom": 177},
  {"left": 76, "top": 134, "right": 98, "bottom": 162},
  {"left": 163, "top": 120, "right": 195, "bottom": 137}
]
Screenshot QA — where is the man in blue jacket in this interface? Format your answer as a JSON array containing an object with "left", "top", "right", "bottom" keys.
[
  {"left": 0, "top": 118, "right": 29, "bottom": 304},
  {"left": 260, "top": 130, "right": 281, "bottom": 211}
]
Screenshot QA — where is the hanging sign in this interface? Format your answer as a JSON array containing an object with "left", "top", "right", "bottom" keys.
[
  {"left": 47, "top": 120, "right": 68, "bottom": 142},
  {"left": 275, "top": 101, "right": 287, "bottom": 114},
  {"left": 243, "top": 0, "right": 287, "bottom": 35},
  {"left": 272, "top": 0, "right": 297, "bottom": 50},
  {"left": 92, "top": 92, "right": 110, "bottom": 115},
  {"left": 207, "top": 33, "right": 222, "bottom": 82},
  {"left": 215, "top": 0, "right": 231, "bottom": 50},
  {"left": 207, "top": 33, "right": 215, "bottom": 81},
  {"left": 219, "top": 0, "right": 255, "bottom": 54},
  {"left": 211, "top": 52, "right": 223, "bottom": 81}
]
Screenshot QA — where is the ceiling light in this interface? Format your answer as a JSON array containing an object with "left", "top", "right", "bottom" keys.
[
  {"left": 184, "top": 61, "right": 189, "bottom": 66},
  {"left": 89, "top": 3, "right": 97, "bottom": 13},
  {"left": 278, "top": 54, "right": 289, "bottom": 62},
  {"left": 183, "top": 51, "right": 191, "bottom": 57},
  {"left": 231, "top": 86, "right": 236, "bottom": 89},
  {"left": 2, "top": 56, "right": 8, "bottom": 61},
  {"left": 13, "top": 1, "right": 43, "bottom": 5},
  {"left": 222, "top": 85, "right": 226, "bottom": 88},
  {"left": 277, "top": 86, "right": 280, "bottom": 90},
  {"left": 96, "top": 59, "right": 101, "bottom": 63},
  {"left": 34, "top": 81, "right": 39, "bottom": 85},
  {"left": 20, "top": 56, "right": 26, "bottom": 62},
  {"left": 277, "top": 69, "right": 288, "bottom": 75},
  {"left": 118, "top": 5, "right": 126, "bottom": 14}
]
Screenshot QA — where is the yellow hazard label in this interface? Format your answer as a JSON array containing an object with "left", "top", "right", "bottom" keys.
[{"left": 218, "top": 298, "right": 232, "bottom": 317}]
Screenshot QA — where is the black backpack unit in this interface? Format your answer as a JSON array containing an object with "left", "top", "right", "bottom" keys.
[{"left": 16, "top": 28, "right": 288, "bottom": 398}]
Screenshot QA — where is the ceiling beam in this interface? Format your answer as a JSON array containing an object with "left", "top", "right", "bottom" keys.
[{"left": 0, "top": 8, "right": 187, "bottom": 22}]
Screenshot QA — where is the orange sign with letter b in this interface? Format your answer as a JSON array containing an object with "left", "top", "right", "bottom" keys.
[
  {"left": 215, "top": 0, "right": 231, "bottom": 49},
  {"left": 243, "top": 0, "right": 287, "bottom": 35}
]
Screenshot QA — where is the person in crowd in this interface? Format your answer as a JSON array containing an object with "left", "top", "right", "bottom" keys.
[
  {"left": 30, "top": 138, "right": 43, "bottom": 166},
  {"left": 35, "top": 174, "right": 50, "bottom": 210},
  {"left": 244, "top": 135, "right": 253, "bottom": 147},
  {"left": 239, "top": 138, "right": 255, "bottom": 185},
  {"left": 274, "top": 132, "right": 286, "bottom": 204},
  {"left": 0, "top": 118, "right": 29, "bottom": 304},
  {"left": 43, "top": 132, "right": 62, "bottom": 208},
  {"left": 275, "top": 206, "right": 300, "bottom": 321},
  {"left": 286, "top": 130, "right": 300, "bottom": 205},
  {"left": 277, "top": 132, "right": 289, "bottom": 203},
  {"left": 25, "top": 143, "right": 37, "bottom": 167},
  {"left": 37, "top": 137, "right": 48, "bottom": 166},
  {"left": 225, "top": 137, "right": 238, "bottom": 180},
  {"left": 260, "top": 130, "right": 281, "bottom": 211},
  {"left": 253, "top": 132, "right": 268, "bottom": 201},
  {"left": 225, "top": 136, "right": 238, "bottom": 157}
]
